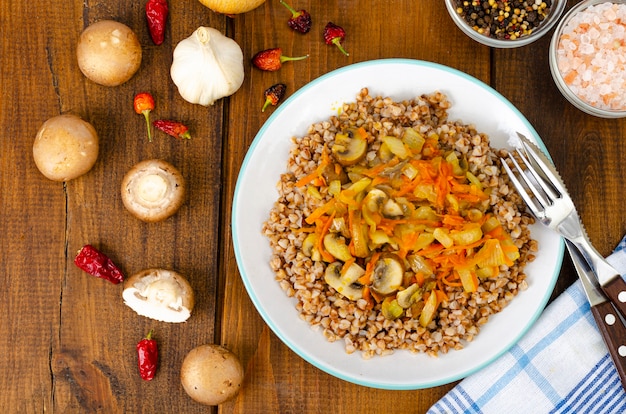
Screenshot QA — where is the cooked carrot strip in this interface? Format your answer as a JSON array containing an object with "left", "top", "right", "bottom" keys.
[
  {"left": 292, "top": 227, "right": 315, "bottom": 233},
  {"left": 441, "top": 214, "right": 465, "bottom": 227},
  {"left": 441, "top": 275, "right": 463, "bottom": 287},
  {"left": 369, "top": 288, "right": 385, "bottom": 303},
  {"left": 296, "top": 170, "right": 321, "bottom": 187},
  {"left": 305, "top": 199, "right": 336, "bottom": 225},
  {"left": 414, "top": 271, "right": 425, "bottom": 287},
  {"left": 370, "top": 175, "right": 390, "bottom": 187},
  {"left": 316, "top": 211, "right": 336, "bottom": 262},
  {"left": 358, "top": 252, "right": 380, "bottom": 285}
]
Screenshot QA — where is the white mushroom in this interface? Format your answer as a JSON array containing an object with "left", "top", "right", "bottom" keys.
[
  {"left": 323, "top": 262, "right": 364, "bottom": 300},
  {"left": 371, "top": 253, "right": 404, "bottom": 295},
  {"left": 122, "top": 268, "right": 194, "bottom": 323},
  {"left": 121, "top": 159, "right": 185, "bottom": 222}
]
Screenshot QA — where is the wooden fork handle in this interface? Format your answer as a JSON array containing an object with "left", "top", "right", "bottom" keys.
[
  {"left": 601, "top": 277, "right": 626, "bottom": 322},
  {"left": 590, "top": 300, "right": 626, "bottom": 390}
]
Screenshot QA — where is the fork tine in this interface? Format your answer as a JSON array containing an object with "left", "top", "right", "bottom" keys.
[
  {"left": 500, "top": 156, "right": 545, "bottom": 219},
  {"left": 517, "top": 133, "right": 565, "bottom": 199},
  {"left": 509, "top": 150, "right": 553, "bottom": 208}
]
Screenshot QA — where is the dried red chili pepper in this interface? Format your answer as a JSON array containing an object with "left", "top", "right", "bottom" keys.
[
  {"left": 145, "top": 0, "right": 169, "bottom": 45},
  {"left": 134, "top": 92, "right": 155, "bottom": 142},
  {"left": 262, "top": 83, "right": 286, "bottom": 112},
  {"left": 74, "top": 244, "right": 124, "bottom": 284},
  {"left": 252, "top": 48, "right": 309, "bottom": 71},
  {"left": 323, "top": 22, "right": 349, "bottom": 56},
  {"left": 279, "top": 0, "right": 312, "bottom": 34},
  {"left": 137, "top": 330, "right": 158, "bottom": 381},
  {"left": 153, "top": 119, "right": 191, "bottom": 140}
]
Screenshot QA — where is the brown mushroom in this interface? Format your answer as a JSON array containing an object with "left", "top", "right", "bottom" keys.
[
  {"left": 76, "top": 20, "right": 142, "bottom": 87},
  {"left": 180, "top": 344, "right": 244, "bottom": 406},
  {"left": 32, "top": 114, "right": 99, "bottom": 181},
  {"left": 121, "top": 159, "right": 185, "bottom": 222}
]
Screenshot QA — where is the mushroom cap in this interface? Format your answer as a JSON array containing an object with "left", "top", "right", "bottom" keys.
[
  {"left": 121, "top": 159, "right": 185, "bottom": 222},
  {"left": 180, "top": 344, "right": 244, "bottom": 406},
  {"left": 33, "top": 114, "right": 99, "bottom": 181},
  {"left": 76, "top": 20, "right": 142, "bottom": 87},
  {"left": 122, "top": 268, "right": 194, "bottom": 323}
]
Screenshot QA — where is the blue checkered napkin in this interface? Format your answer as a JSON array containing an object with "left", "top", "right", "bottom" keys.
[{"left": 428, "top": 238, "right": 626, "bottom": 414}]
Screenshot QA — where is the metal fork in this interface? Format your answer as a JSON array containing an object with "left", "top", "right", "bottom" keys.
[{"left": 501, "top": 133, "right": 626, "bottom": 321}]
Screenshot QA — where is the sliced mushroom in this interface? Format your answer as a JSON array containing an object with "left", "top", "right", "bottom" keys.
[
  {"left": 122, "top": 268, "right": 195, "bottom": 323},
  {"left": 396, "top": 283, "right": 422, "bottom": 309},
  {"left": 302, "top": 233, "right": 321, "bottom": 261},
  {"left": 121, "top": 159, "right": 185, "bottom": 222},
  {"left": 339, "top": 261, "right": 365, "bottom": 285},
  {"left": 371, "top": 253, "right": 404, "bottom": 295},
  {"left": 323, "top": 233, "right": 352, "bottom": 262},
  {"left": 331, "top": 128, "right": 368, "bottom": 166},
  {"left": 323, "top": 262, "right": 363, "bottom": 300},
  {"left": 363, "top": 188, "right": 388, "bottom": 212}
]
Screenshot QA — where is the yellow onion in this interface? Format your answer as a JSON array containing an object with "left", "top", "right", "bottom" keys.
[{"left": 198, "top": 0, "right": 266, "bottom": 15}]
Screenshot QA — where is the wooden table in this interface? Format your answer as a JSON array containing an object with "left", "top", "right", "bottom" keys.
[{"left": 2, "top": 0, "right": 624, "bottom": 412}]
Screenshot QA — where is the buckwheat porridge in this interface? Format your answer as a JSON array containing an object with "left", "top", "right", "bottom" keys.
[{"left": 262, "top": 88, "right": 537, "bottom": 358}]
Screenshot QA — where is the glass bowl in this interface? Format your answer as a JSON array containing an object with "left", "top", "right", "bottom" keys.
[
  {"left": 549, "top": 0, "right": 626, "bottom": 118},
  {"left": 445, "top": 0, "right": 567, "bottom": 48}
]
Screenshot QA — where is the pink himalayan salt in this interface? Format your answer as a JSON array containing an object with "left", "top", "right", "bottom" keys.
[{"left": 556, "top": 2, "right": 626, "bottom": 111}]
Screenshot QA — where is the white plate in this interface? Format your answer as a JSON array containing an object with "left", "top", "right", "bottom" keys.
[{"left": 232, "top": 59, "right": 563, "bottom": 390}]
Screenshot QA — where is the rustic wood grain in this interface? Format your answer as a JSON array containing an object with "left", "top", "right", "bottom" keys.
[{"left": 3, "top": 0, "right": 625, "bottom": 412}]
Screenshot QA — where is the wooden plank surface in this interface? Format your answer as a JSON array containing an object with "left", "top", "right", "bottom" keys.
[{"left": 4, "top": 0, "right": 625, "bottom": 412}]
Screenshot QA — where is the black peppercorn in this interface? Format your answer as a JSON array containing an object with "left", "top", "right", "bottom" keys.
[{"left": 453, "top": 0, "right": 552, "bottom": 40}]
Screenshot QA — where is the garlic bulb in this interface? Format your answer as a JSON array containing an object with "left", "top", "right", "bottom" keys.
[{"left": 170, "top": 26, "right": 244, "bottom": 106}]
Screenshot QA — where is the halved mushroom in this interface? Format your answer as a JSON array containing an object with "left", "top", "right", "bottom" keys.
[
  {"left": 122, "top": 268, "right": 195, "bottom": 323},
  {"left": 323, "top": 262, "right": 364, "bottom": 300},
  {"left": 371, "top": 253, "right": 404, "bottom": 295},
  {"left": 121, "top": 159, "right": 185, "bottom": 222},
  {"left": 331, "top": 128, "right": 368, "bottom": 166}
]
